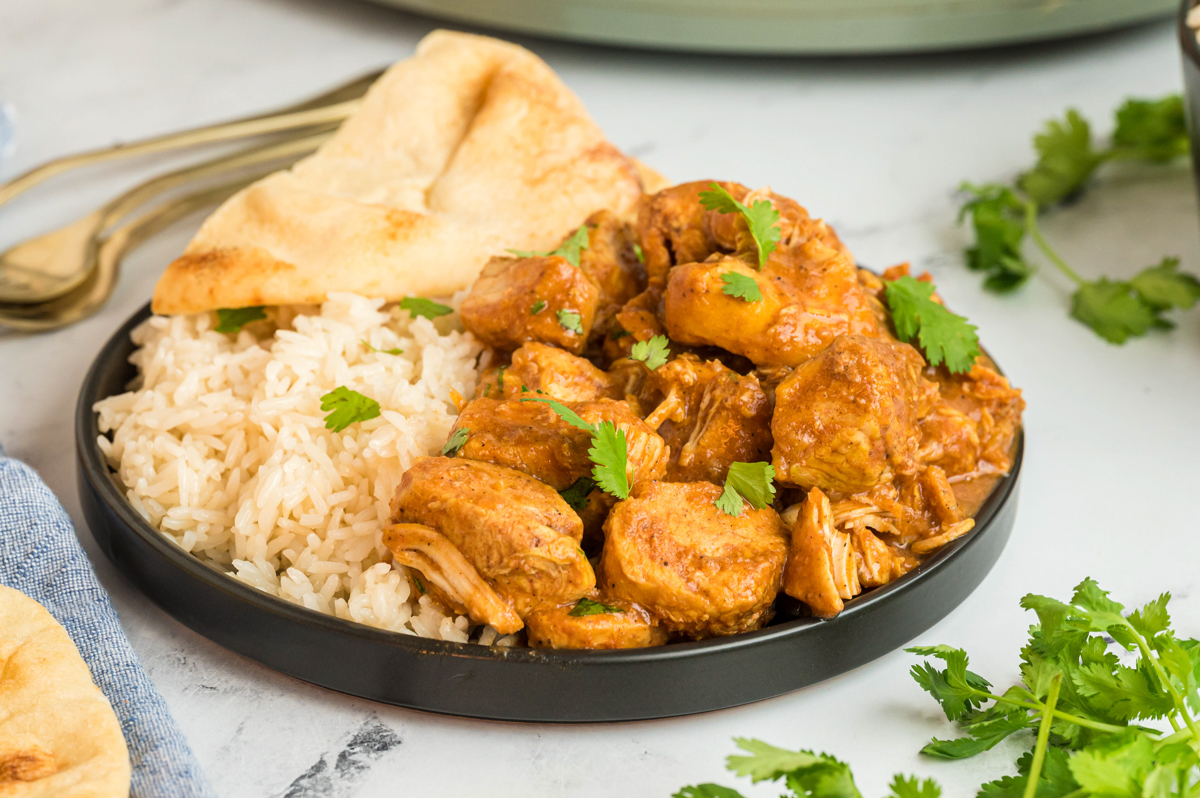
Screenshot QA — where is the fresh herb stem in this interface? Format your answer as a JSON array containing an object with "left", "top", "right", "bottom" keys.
[
  {"left": 1022, "top": 672, "right": 1062, "bottom": 798},
  {"left": 1023, "top": 200, "right": 1084, "bottom": 286},
  {"left": 1121, "top": 617, "right": 1200, "bottom": 739},
  {"left": 973, "top": 688, "right": 1128, "bottom": 734}
]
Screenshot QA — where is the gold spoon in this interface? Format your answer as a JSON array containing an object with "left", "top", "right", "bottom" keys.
[
  {"left": 0, "top": 147, "right": 321, "bottom": 332},
  {"left": 0, "top": 128, "right": 334, "bottom": 305}
]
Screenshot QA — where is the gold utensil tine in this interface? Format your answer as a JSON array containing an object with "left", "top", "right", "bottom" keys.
[
  {"left": 0, "top": 69, "right": 381, "bottom": 208},
  {"left": 0, "top": 128, "right": 335, "bottom": 305}
]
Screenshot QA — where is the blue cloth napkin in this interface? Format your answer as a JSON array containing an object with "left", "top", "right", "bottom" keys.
[{"left": 0, "top": 445, "right": 216, "bottom": 798}]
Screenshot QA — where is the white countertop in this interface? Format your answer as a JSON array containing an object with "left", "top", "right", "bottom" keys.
[{"left": 3, "top": 3, "right": 1200, "bottom": 796}]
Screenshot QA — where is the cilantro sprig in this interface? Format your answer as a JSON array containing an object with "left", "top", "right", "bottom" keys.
[
  {"left": 883, "top": 277, "right": 980, "bottom": 374},
  {"left": 673, "top": 579, "right": 1200, "bottom": 798},
  {"left": 556, "top": 309, "right": 584, "bottom": 335},
  {"left": 400, "top": 297, "right": 453, "bottom": 319},
  {"left": 441, "top": 427, "right": 469, "bottom": 456},
  {"left": 630, "top": 335, "right": 670, "bottom": 370},
  {"left": 568, "top": 597, "right": 623, "bottom": 617},
  {"left": 721, "top": 272, "right": 763, "bottom": 302},
  {"left": 215, "top": 306, "right": 266, "bottom": 333},
  {"left": 959, "top": 95, "right": 1199, "bottom": 344},
  {"left": 519, "top": 397, "right": 629, "bottom": 499},
  {"left": 508, "top": 225, "right": 591, "bottom": 267},
  {"left": 714, "top": 461, "right": 777, "bottom": 516},
  {"left": 362, "top": 339, "right": 403, "bottom": 355},
  {"left": 698, "top": 183, "right": 782, "bottom": 269},
  {"left": 320, "top": 386, "right": 381, "bottom": 433}
]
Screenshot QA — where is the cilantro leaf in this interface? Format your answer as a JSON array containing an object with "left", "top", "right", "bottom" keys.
[
  {"left": 556, "top": 309, "right": 584, "bottom": 335},
  {"left": 441, "top": 426, "right": 469, "bottom": 456},
  {"left": 979, "top": 748, "right": 1080, "bottom": 798},
  {"left": 887, "top": 775, "right": 941, "bottom": 798},
  {"left": 920, "top": 710, "right": 1030, "bottom": 759},
  {"left": 400, "top": 297, "right": 453, "bottom": 319},
  {"left": 883, "top": 277, "right": 980, "bottom": 373},
  {"left": 630, "top": 335, "right": 670, "bottom": 370},
  {"left": 698, "top": 183, "right": 781, "bottom": 269},
  {"left": 715, "top": 462, "right": 776, "bottom": 516},
  {"left": 1018, "top": 109, "right": 1102, "bottom": 206},
  {"left": 725, "top": 739, "right": 834, "bottom": 783},
  {"left": 558, "top": 476, "right": 596, "bottom": 512},
  {"left": 519, "top": 397, "right": 595, "bottom": 432},
  {"left": 957, "top": 183, "right": 1036, "bottom": 293},
  {"left": 319, "top": 386, "right": 381, "bottom": 433},
  {"left": 907, "top": 645, "right": 992, "bottom": 721},
  {"left": 362, "top": 339, "right": 403, "bottom": 355},
  {"left": 1112, "top": 95, "right": 1189, "bottom": 162},
  {"left": 721, "top": 271, "right": 763, "bottom": 302},
  {"left": 1068, "top": 730, "right": 1156, "bottom": 796},
  {"left": 508, "top": 225, "right": 591, "bottom": 267},
  {"left": 1129, "top": 257, "right": 1200, "bottom": 312},
  {"left": 633, "top": 242, "right": 645, "bottom": 263},
  {"left": 215, "top": 306, "right": 266, "bottom": 333},
  {"left": 568, "top": 597, "right": 623, "bottom": 617},
  {"left": 530, "top": 300, "right": 546, "bottom": 315},
  {"left": 412, "top": 574, "right": 426, "bottom": 594},
  {"left": 1070, "top": 279, "right": 1160, "bottom": 345},
  {"left": 588, "top": 421, "right": 629, "bottom": 500},
  {"left": 672, "top": 786, "right": 747, "bottom": 798},
  {"left": 520, "top": 398, "right": 629, "bottom": 499}
]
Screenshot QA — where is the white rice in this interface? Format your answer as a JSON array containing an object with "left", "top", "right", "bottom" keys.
[{"left": 94, "top": 292, "right": 513, "bottom": 645}]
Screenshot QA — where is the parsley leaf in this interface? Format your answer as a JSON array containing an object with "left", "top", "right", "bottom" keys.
[
  {"left": 362, "top": 339, "right": 403, "bottom": 355},
  {"left": 1018, "top": 108, "right": 1102, "bottom": 206},
  {"left": 519, "top": 398, "right": 630, "bottom": 499},
  {"left": 630, "top": 335, "right": 670, "bottom": 370},
  {"left": 721, "top": 271, "right": 764, "bottom": 302},
  {"left": 320, "top": 386, "right": 381, "bottom": 433},
  {"left": 215, "top": 306, "right": 266, "bottom": 333},
  {"left": 508, "top": 225, "right": 591, "bottom": 267},
  {"left": 556, "top": 309, "right": 583, "bottom": 335},
  {"left": 558, "top": 476, "right": 596, "bottom": 512},
  {"left": 568, "top": 597, "right": 623, "bottom": 617},
  {"left": 698, "top": 183, "right": 781, "bottom": 269},
  {"left": 883, "top": 277, "right": 980, "bottom": 373},
  {"left": 530, "top": 300, "right": 546, "bottom": 315},
  {"left": 957, "top": 183, "right": 1036, "bottom": 293},
  {"left": 441, "top": 427, "right": 469, "bottom": 456},
  {"left": 1070, "top": 278, "right": 1161, "bottom": 345},
  {"left": 887, "top": 775, "right": 942, "bottom": 798},
  {"left": 1129, "top": 257, "right": 1200, "bottom": 312},
  {"left": 715, "top": 462, "right": 776, "bottom": 516},
  {"left": 1113, "top": 95, "right": 1189, "bottom": 162},
  {"left": 588, "top": 421, "right": 629, "bottom": 500},
  {"left": 400, "top": 297, "right": 453, "bottom": 319}
]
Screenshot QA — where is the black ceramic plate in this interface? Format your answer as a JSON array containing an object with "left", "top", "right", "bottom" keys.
[{"left": 77, "top": 302, "right": 1022, "bottom": 722}]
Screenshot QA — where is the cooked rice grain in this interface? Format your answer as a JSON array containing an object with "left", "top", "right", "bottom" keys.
[{"left": 95, "top": 292, "right": 512, "bottom": 644}]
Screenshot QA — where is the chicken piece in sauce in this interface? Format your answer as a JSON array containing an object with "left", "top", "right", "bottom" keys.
[
  {"left": 920, "top": 363, "right": 1025, "bottom": 479},
  {"left": 382, "top": 523, "right": 523, "bottom": 634},
  {"left": 390, "top": 457, "right": 593, "bottom": 615},
  {"left": 782, "top": 488, "right": 917, "bottom": 619},
  {"left": 524, "top": 594, "right": 667, "bottom": 649},
  {"left": 640, "top": 355, "right": 773, "bottom": 483},
  {"left": 459, "top": 255, "right": 597, "bottom": 354},
  {"left": 772, "top": 335, "right": 938, "bottom": 495},
  {"left": 450, "top": 397, "right": 667, "bottom": 491},
  {"left": 601, "top": 481, "right": 788, "bottom": 638},
  {"left": 636, "top": 181, "right": 732, "bottom": 285},
  {"left": 578, "top": 211, "right": 647, "bottom": 334},
  {"left": 477, "top": 342, "right": 623, "bottom": 402},
  {"left": 664, "top": 246, "right": 879, "bottom": 368}
]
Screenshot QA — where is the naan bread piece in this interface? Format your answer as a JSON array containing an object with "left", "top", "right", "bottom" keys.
[
  {"left": 153, "top": 30, "right": 650, "bottom": 315},
  {"left": 0, "top": 586, "right": 130, "bottom": 797}
]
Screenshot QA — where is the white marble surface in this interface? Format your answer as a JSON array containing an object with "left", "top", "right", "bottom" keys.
[{"left": 3, "top": 3, "right": 1200, "bottom": 796}]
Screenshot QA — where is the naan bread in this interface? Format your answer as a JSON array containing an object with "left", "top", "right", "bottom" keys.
[
  {"left": 0, "top": 586, "right": 130, "bottom": 797},
  {"left": 152, "top": 30, "right": 653, "bottom": 315}
]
